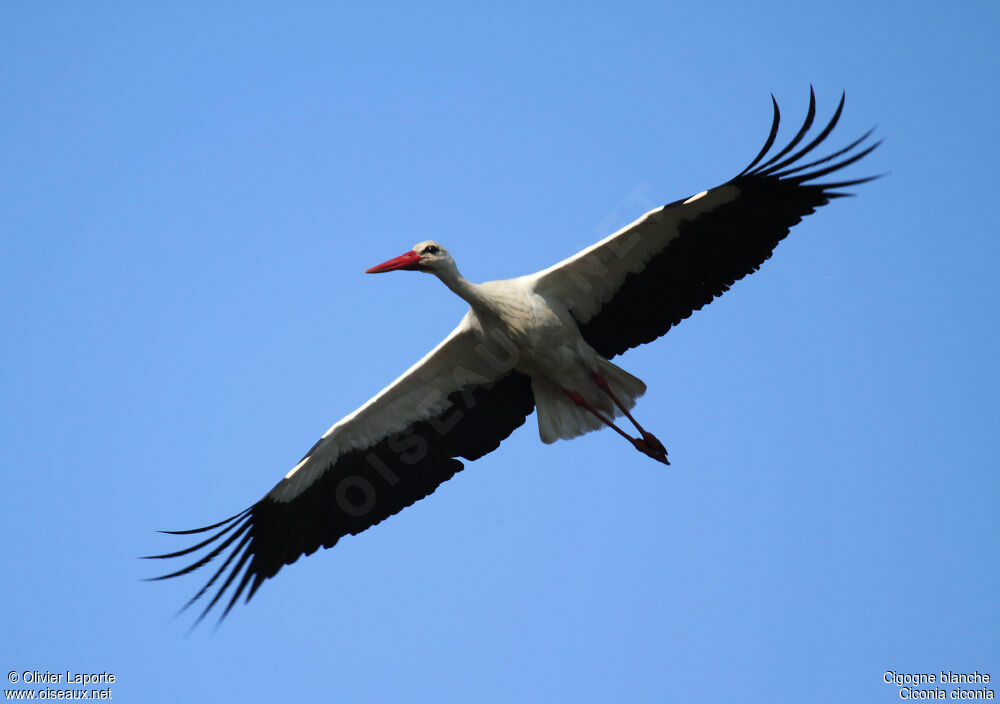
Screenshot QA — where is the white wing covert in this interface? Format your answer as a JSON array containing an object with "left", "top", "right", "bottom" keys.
[
  {"left": 146, "top": 314, "right": 535, "bottom": 623},
  {"left": 530, "top": 89, "right": 879, "bottom": 359}
]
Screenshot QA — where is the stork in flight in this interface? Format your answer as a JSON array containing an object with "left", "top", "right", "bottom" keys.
[{"left": 148, "top": 90, "right": 879, "bottom": 624}]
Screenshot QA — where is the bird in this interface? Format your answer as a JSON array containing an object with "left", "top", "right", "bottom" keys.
[{"left": 147, "top": 89, "right": 879, "bottom": 625}]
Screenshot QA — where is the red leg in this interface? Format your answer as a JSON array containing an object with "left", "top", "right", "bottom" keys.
[
  {"left": 554, "top": 382, "right": 669, "bottom": 465},
  {"left": 591, "top": 372, "right": 669, "bottom": 463},
  {"left": 555, "top": 385, "right": 632, "bottom": 442}
]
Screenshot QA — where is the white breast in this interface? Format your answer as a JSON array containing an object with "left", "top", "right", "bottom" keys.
[{"left": 472, "top": 280, "right": 591, "bottom": 379}]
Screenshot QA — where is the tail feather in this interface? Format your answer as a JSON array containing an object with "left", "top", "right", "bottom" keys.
[{"left": 533, "top": 359, "right": 647, "bottom": 444}]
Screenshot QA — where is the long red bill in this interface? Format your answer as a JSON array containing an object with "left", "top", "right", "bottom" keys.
[{"left": 365, "top": 250, "right": 422, "bottom": 274}]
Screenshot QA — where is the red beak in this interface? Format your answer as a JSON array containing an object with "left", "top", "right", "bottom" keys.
[{"left": 365, "top": 250, "right": 422, "bottom": 274}]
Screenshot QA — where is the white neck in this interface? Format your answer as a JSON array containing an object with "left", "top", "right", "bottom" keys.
[{"left": 432, "top": 259, "right": 490, "bottom": 310}]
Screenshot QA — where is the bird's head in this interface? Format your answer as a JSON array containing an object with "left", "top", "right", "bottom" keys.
[{"left": 365, "top": 240, "right": 453, "bottom": 274}]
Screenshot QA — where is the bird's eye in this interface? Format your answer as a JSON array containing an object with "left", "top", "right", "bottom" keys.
[{"left": 422, "top": 245, "right": 439, "bottom": 255}]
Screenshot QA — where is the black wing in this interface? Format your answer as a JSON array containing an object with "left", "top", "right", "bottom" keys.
[
  {"left": 575, "top": 88, "right": 880, "bottom": 359},
  {"left": 145, "top": 371, "right": 534, "bottom": 626}
]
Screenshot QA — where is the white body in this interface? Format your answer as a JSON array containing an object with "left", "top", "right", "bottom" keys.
[
  {"left": 458, "top": 277, "right": 647, "bottom": 444},
  {"left": 150, "top": 90, "right": 881, "bottom": 624},
  {"left": 276, "top": 192, "right": 735, "bottom": 502}
]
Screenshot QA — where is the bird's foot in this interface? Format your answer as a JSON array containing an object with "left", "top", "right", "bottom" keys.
[
  {"left": 632, "top": 435, "right": 670, "bottom": 465},
  {"left": 640, "top": 431, "right": 667, "bottom": 457}
]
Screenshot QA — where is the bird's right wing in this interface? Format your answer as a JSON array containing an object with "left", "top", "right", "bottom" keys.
[
  {"left": 529, "top": 89, "right": 880, "bottom": 359},
  {"left": 146, "top": 313, "right": 535, "bottom": 624}
]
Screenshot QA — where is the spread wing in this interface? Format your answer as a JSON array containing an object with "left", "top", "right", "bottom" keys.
[
  {"left": 146, "top": 314, "right": 535, "bottom": 624},
  {"left": 529, "top": 89, "right": 880, "bottom": 358}
]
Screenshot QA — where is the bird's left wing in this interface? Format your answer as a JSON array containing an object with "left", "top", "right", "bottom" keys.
[
  {"left": 528, "top": 89, "right": 879, "bottom": 359},
  {"left": 146, "top": 313, "right": 534, "bottom": 624}
]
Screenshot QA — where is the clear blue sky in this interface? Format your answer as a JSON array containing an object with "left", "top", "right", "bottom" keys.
[{"left": 2, "top": 3, "right": 997, "bottom": 702}]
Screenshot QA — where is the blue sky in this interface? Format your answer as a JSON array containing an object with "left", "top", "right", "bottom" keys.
[{"left": 2, "top": 2, "right": 998, "bottom": 702}]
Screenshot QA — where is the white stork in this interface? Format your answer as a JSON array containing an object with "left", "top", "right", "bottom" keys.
[{"left": 148, "top": 89, "right": 879, "bottom": 623}]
